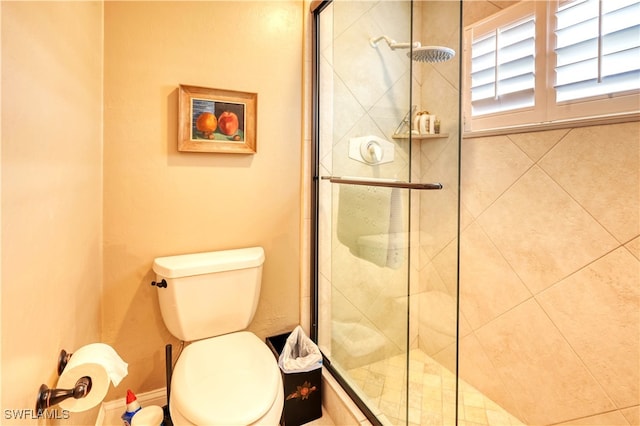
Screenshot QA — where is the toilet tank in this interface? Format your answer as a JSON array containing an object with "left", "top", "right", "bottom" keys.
[{"left": 152, "top": 247, "right": 265, "bottom": 342}]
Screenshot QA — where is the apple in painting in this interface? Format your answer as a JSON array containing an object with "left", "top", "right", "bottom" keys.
[{"left": 218, "top": 111, "right": 239, "bottom": 136}]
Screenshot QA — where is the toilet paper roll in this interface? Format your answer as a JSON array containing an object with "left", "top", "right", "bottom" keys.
[{"left": 57, "top": 343, "right": 128, "bottom": 412}]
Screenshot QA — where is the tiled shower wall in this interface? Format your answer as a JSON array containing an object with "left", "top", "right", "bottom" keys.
[
  {"left": 453, "top": 122, "right": 640, "bottom": 426},
  {"left": 451, "top": 2, "right": 640, "bottom": 425}
]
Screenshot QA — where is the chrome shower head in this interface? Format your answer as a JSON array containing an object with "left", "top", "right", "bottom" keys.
[
  {"left": 370, "top": 35, "right": 456, "bottom": 63},
  {"left": 409, "top": 46, "right": 456, "bottom": 63}
]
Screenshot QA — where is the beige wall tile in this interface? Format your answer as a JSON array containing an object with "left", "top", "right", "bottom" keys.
[
  {"left": 417, "top": 291, "right": 457, "bottom": 356},
  {"left": 554, "top": 410, "right": 632, "bottom": 425},
  {"left": 462, "top": 1, "right": 517, "bottom": 27},
  {"left": 457, "top": 333, "right": 524, "bottom": 422},
  {"left": 537, "top": 247, "right": 640, "bottom": 408},
  {"left": 331, "top": 1, "right": 369, "bottom": 41},
  {"left": 508, "top": 128, "right": 569, "bottom": 162},
  {"left": 459, "top": 222, "right": 531, "bottom": 329},
  {"left": 333, "top": 10, "right": 407, "bottom": 112},
  {"left": 419, "top": 66, "right": 460, "bottom": 138},
  {"left": 420, "top": 1, "right": 460, "bottom": 91},
  {"left": 460, "top": 135, "right": 533, "bottom": 218},
  {"left": 476, "top": 299, "right": 615, "bottom": 425},
  {"left": 478, "top": 166, "right": 619, "bottom": 294},
  {"left": 626, "top": 236, "right": 640, "bottom": 260},
  {"left": 329, "top": 75, "right": 366, "bottom": 146},
  {"left": 419, "top": 189, "right": 459, "bottom": 260},
  {"left": 418, "top": 260, "right": 449, "bottom": 295},
  {"left": 621, "top": 405, "right": 640, "bottom": 425},
  {"left": 539, "top": 122, "right": 640, "bottom": 243},
  {"left": 431, "top": 238, "right": 460, "bottom": 297}
]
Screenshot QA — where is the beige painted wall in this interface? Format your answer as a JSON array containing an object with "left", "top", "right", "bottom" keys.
[
  {"left": 1, "top": 2, "right": 104, "bottom": 424},
  {"left": 1, "top": 0, "right": 302, "bottom": 420},
  {"left": 102, "top": 1, "right": 303, "bottom": 400}
]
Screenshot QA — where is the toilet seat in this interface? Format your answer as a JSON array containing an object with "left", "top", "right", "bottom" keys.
[{"left": 171, "top": 331, "right": 282, "bottom": 425}]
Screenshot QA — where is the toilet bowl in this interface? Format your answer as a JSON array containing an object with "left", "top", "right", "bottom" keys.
[
  {"left": 169, "top": 332, "right": 283, "bottom": 426},
  {"left": 152, "top": 247, "right": 284, "bottom": 425}
]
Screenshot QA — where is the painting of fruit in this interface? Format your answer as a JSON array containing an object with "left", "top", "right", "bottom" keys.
[
  {"left": 190, "top": 98, "right": 244, "bottom": 141},
  {"left": 179, "top": 84, "right": 256, "bottom": 154}
]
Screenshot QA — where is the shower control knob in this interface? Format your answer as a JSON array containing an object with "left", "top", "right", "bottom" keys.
[
  {"left": 151, "top": 279, "right": 168, "bottom": 288},
  {"left": 348, "top": 135, "right": 394, "bottom": 165},
  {"left": 361, "top": 140, "right": 383, "bottom": 164}
]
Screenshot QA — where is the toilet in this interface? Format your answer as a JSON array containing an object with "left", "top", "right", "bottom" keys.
[{"left": 152, "top": 246, "right": 284, "bottom": 426}]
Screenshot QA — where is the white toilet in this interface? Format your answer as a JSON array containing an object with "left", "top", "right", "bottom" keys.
[{"left": 152, "top": 246, "right": 284, "bottom": 426}]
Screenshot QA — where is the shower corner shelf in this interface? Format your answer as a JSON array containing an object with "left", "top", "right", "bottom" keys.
[{"left": 392, "top": 133, "right": 449, "bottom": 140}]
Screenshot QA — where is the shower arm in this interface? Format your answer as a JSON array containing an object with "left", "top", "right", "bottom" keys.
[{"left": 370, "top": 35, "right": 420, "bottom": 50}]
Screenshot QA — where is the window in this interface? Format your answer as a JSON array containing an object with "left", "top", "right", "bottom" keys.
[
  {"left": 469, "top": 4, "right": 537, "bottom": 118},
  {"left": 463, "top": 0, "right": 640, "bottom": 134}
]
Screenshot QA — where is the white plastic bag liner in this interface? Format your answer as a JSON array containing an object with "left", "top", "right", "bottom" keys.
[{"left": 278, "top": 326, "right": 323, "bottom": 373}]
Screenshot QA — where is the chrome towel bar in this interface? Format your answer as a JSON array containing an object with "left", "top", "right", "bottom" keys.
[{"left": 320, "top": 176, "right": 443, "bottom": 190}]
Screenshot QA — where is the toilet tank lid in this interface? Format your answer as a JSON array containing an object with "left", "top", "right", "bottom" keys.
[{"left": 153, "top": 247, "right": 264, "bottom": 278}]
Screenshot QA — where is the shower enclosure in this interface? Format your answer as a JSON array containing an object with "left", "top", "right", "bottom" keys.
[
  {"left": 311, "top": 1, "right": 462, "bottom": 424},
  {"left": 310, "top": 2, "right": 640, "bottom": 425}
]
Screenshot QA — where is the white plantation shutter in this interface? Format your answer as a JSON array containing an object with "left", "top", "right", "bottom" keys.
[
  {"left": 463, "top": 0, "right": 640, "bottom": 134},
  {"left": 470, "top": 14, "right": 536, "bottom": 116},
  {"left": 555, "top": 0, "right": 640, "bottom": 102}
]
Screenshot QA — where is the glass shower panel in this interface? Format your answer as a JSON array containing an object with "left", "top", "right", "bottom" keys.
[
  {"left": 314, "top": 1, "right": 460, "bottom": 425},
  {"left": 407, "top": 2, "right": 461, "bottom": 425},
  {"left": 317, "top": 1, "right": 413, "bottom": 423}
]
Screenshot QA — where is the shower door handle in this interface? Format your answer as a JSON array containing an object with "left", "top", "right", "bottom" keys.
[{"left": 321, "top": 176, "right": 443, "bottom": 190}]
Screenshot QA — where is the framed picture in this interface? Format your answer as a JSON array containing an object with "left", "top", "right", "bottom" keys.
[{"left": 178, "top": 84, "right": 257, "bottom": 154}]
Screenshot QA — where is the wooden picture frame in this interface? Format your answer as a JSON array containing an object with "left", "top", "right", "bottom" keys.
[{"left": 178, "top": 84, "right": 257, "bottom": 154}]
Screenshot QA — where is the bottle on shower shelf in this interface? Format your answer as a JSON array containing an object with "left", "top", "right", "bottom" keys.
[
  {"left": 413, "top": 111, "right": 422, "bottom": 134},
  {"left": 419, "top": 111, "right": 430, "bottom": 134}
]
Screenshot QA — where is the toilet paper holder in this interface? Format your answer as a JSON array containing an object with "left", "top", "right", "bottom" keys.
[
  {"left": 35, "top": 349, "right": 92, "bottom": 412},
  {"left": 36, "top": 376, "right": 92, "bottom": 412}
]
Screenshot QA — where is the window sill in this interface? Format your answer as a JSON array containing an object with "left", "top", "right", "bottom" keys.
[{"left": 463, "top": 111, "right": 640, "bottom": 139}]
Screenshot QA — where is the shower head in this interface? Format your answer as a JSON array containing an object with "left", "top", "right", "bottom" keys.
[
  {"left": 370, "top": 35, "right": 456, "bottom": 63},
  {"left": 409, "top": 46, "right": 456, "bottom": 63}
]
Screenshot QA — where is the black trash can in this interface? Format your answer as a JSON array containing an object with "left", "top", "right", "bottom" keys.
[{"left": 266, "top": 331, "right": 323, "bottom": 426}]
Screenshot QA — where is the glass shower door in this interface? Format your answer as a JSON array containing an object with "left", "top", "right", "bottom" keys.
[
  {"left": 313, "top": 1, "right": 460, "bottom": 424},
  {"left": 315, "top": 1, "right": 415, "bottom": 423}
]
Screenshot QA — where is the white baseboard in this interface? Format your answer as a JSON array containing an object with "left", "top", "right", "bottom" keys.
[{"left": 96, "top": 388, "right": 167, "bottom": 426}]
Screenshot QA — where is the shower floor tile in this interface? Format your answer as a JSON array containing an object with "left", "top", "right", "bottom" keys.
[{"left": 346, "top": 349, "right": 525, "bottom": 426}]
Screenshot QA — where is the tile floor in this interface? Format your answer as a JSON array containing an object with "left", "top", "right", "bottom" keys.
[{"left": 343, "top": 349, "right": 525, "bottom": 426}]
